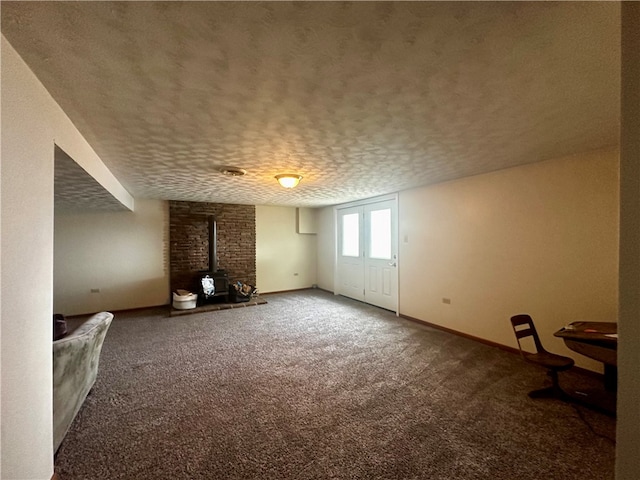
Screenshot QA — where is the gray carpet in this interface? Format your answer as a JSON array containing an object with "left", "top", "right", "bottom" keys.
[{"left": 56, "top": 290, "right": 615, "bottom": 479}]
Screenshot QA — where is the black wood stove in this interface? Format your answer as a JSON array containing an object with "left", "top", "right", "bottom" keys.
[{"left": 199, "top": 216, "right": 229, "bottom": 303}]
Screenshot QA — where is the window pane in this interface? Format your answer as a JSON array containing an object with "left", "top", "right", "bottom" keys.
[
  {"left": 369, "top": 209, "right": 391, "bottom": 259},
  {"left": 342, "top": 213, "right": 359, "bottom": 257}
]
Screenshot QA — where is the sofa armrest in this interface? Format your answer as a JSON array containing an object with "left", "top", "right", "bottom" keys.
[{"left": 53, "top": 311, "right": 113, "bottom": 453}]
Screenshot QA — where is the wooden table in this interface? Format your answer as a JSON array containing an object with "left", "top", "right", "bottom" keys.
[{"left": 554, "top": 321, "right": 617, "bottom": 391}]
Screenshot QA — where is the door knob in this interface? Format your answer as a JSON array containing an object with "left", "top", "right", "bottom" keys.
[{"left": 388, "top": 262, "right": 397, "bottom": 267}]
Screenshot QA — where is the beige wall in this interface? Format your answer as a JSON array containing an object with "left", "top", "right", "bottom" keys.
[
  {"left": 1, "top": 36, "right": 130, "bottom": 479},
  {"left": 54, "top": 199, "right": 170, "bottom": 316},
  {"left": 1, "top": 37, "right": 53, "bottom": 478},
  {"left": 316, "top": 206, "right": 336, "bottom": 291},
  {"left": 617, "top": 2, "right": 640, "bottom": 477},
  {"left": 256, "top": 205, "right": 317, "bottom": 293},
  {"left": 398, "top": 149, "right": 619, "bottom": 371}
]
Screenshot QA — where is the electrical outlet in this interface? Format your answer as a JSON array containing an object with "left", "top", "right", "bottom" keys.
[
  {"left": 442, "top": 297, "right": 451, "bottom": 304},
  {"left": 90, "top": 288, "right": 100, "bottom": 293}
]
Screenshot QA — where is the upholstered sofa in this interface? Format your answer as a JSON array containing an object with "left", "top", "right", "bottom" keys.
[{"left": 53, "top": 311, "right": 113, "bottom": 453}]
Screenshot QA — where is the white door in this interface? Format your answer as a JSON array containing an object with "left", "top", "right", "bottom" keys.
[
  {"left": 363, "top": 200, "right": 398, "bottom": 311},
  {"left": 337, "top": 206, "right": 365, "bottom": 301},
  {"left": 336, "top": 198, "right": 398, "bottom": 312}
]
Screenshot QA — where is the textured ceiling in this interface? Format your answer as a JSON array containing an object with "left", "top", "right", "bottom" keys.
[
  {"left": 54, "top": 146, "right": 130, "bottom": 213},
  {"left": 2, "top": 1, "right": 620, "bottom": 208}
]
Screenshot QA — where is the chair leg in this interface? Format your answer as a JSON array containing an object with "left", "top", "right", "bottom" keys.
[
  {"left": 528, "top": 370, "right": 570, "bottom": 401},
  {"left": 528, "top": 385, "right": 557, "bottom": 398}
]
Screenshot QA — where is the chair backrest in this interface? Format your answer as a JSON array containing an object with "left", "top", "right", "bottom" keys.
[{"left": 510, "top": 314, "right": 546, "bottom": 356}]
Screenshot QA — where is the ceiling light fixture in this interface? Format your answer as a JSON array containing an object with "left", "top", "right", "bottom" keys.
[
  {"left": 219, "top": 167, "right": 247, "bottom": 176},
  {"left": 275, "top": 174, "right": 303, "bottom": 189}
]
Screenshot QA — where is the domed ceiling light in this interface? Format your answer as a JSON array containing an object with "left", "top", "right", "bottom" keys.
[{"left": 275, "top": 174, "right": 302, "bottom": 189}]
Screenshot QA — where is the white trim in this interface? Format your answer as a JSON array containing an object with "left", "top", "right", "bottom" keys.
[
  {"left": 332, "top": 206, "right": 343, "bottom": 299},
  {"left": 334, "top": 192, "right": 398, "bottom": 210}
]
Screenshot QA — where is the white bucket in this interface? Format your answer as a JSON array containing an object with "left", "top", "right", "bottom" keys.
[{"left": 172, "top": 290, "right": 197, "bottom": 310}]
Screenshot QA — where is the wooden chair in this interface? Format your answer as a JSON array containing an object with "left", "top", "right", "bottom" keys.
[{"left": 510, "top": 314, "right": 575, "bottom": 400}]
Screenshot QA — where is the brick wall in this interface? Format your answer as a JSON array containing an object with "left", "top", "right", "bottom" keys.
[{"left": 169, "top": 201, "right": 256, "bottom": 294}]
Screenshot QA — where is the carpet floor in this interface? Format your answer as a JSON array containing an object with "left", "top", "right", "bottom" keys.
[{"left": 56, "top": 290, "right": 615, "bottom": 479}]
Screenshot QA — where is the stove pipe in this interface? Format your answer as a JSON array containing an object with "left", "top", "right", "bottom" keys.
[{"left": 208, "top": 216, "right": 217, "bottom": 272}]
